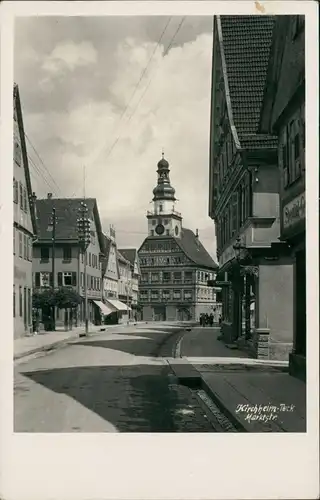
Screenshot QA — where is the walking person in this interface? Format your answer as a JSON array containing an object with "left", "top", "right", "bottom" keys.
[{"left": 209, "top": 313, "right": 214, "bottom": 327}]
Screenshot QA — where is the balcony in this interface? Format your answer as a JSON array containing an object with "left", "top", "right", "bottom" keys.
[{"left": 146, "top": 208, "right": 182, "bottom": 218}]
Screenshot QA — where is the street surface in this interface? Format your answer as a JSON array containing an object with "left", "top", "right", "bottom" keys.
[{"left": 15, "top": 324, "right": 219, "bottom": 432}]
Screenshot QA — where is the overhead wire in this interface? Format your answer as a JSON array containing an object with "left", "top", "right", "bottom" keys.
[
  {"left": 97, "top": 16, "right": 186, "bottom": 166},
  {"left": 25, "top": 132, "right": 64, "bottom": 196}
]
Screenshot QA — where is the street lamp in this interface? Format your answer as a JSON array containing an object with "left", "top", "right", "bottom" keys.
[{"left": 77, "top": 201, "right": 91, "bottom": 337}]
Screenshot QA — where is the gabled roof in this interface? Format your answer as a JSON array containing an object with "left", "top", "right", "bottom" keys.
[
  {"left": 175, "top": 228, "right": 218, "bottom": 269},
  {"left": 35, "top": 197, "right": 107, "bottom": 254},
  {"left": 139, "top": 228, "right": 218, "bottom": 270},
  {"left": 117, "top": 249, "right": 130, "bottom": 266},
  {"left": 217, "top": 15, "right": 278, "bottom": 149},
  {"left": 118, "top": 248, "right": 137, "bottom": 267},
  {"left": 14, "top": 84, "right": 37, "bottom": 235}
]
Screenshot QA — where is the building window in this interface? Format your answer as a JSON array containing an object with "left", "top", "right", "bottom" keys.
[
  {"left": 141, "top": 273, "right": 148, "bottom": 283},
  {"left": 64, "top": 272, "right": 74, "bottom": 286},
  {"left": 19, "top": 231, "right": 23, "bottom": 257},
  {"left": 151, "top": 272, "right": 159, "bottom": 282},
  {"left": 173, "top": 289, "right": 181, "bottom": 300},
  {"left": 152, "top": 220, "right": 156, "bottom": 226},
  {"left": 231, "top": 192, "right": 238, "bottom": 236},
  {"left": 162, "top": 289, "right": 170, "bottom": 300},
  {"left": 151, "top": 290, "right": 159, "bottom": 300},
  {"left": 63, "top": 246, "right": 72, "bottom": 262},
  {"left": 159, "top": 204, "right": 163, "bottom": 212},
  {"left": 184, "top": 290, "right": 192, "bottom": 300},
  {"left": 19, "top": 182, "right": 23, "bottom": 209},
  {"left": 184, "top": 271, "right": 193, "bottom": 283},
  {"left": 23, "top": 234, "right": 27, "bottom": 259},
  {"left": 23, "top": 188, "right": 28, "bottom": 212},
  {"left": 151, "top": 230, "right": 154, "bottom": 236},
  {"left": 173, "top": 272, "right": 182, "bottom": 283},
  {"left": 163, "top": 271, "right": 171, "bottom": 283},
  {"left": 15, "top": 141, "right": 22, "bottom": 166},
  {"left": 41, "top": 247, "right": 49, "bottom": 262},
  {"left": 13, "top": 285, "right": 16, "bottom": 317},
  {"left": 19, "top": 286, "right": 22, "bottom": 317},
  {"left": 28, "top": 238, "right": 33, "bottom": 261},
  {"left": 280, "top": 115, "right": 302, "bottom": 189},
  {"left": 140, "top": 290, "right": 148, "bottom": 301},
  {"left": 40, "top": 272, "right": 51, "bottom": 287},
  {"left": 13, "top": 179, "right": 18, "bottom": 203}
]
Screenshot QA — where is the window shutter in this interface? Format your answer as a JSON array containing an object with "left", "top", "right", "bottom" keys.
[
  {"left": 72, "top": 272, "right": 77, "bottom": 286},
  {"left": 35, "top": 272, "right": 40, "bottom": 287},
  {"left": 58, "top": 272, "right": 63, "bottom": 287}
]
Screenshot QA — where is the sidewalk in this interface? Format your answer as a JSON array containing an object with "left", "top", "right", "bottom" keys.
[
  {"left": 169, "top": 327, "right": 306, "bottom": 432},
  {"left": 14, "top": 321, "right": 147, "bottom": 360}
]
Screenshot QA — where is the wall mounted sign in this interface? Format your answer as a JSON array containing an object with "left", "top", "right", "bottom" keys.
[{"left": 283, "top": 192, "right": 305, "bottom": 230}]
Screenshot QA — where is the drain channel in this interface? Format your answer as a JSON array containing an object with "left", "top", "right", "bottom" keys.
[{"left": 195, "top": 389, "right": 239, "bottom": 432}]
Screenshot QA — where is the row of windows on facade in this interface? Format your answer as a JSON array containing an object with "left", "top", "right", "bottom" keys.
[
  {"left": 13, "top": 284, "right": 31, "bottom": 322},
  {"left": 13, "top": 228, "right": 33, "bottom": 261},
  {"left": 34, "top": 271, "right": 101, "bottom": 291},
  {"left": 140, "top": 289, "right": 216, "bottom": 301},
  {"left": 40, "top": 246, "right": 101, "bottom": 270},
  {"left": 139, "top": 255, "right": 189, "bottom": 266},
  {"left": 140, "top": 242, "right": 180, "bottom": 253},
  {"left": 140, "top": 271, "right": 215, "bottom": 283},
  {"left": 216, "top": 170, "right": 252, "bottom": 251},
  {"left": 13, "top": 178, "right": 29, "bottom": 212}
]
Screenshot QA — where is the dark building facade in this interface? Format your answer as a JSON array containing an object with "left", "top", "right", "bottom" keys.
[
  {"left": 139, "top": 154, "right": 219, "bottom": 322},
  {"left": 209, "top": 16, "right": 296, "bottom": 360},
  {"left": 259, "top": 16, "right": 305, "bottom": 379}
]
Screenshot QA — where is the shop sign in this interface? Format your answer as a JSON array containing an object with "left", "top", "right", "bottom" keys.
[{"left": 283, "top": 193, "right": 305, "bottom": 230}]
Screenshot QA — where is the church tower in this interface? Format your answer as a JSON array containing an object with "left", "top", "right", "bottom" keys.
[{"left": 147, "top": 153, "right": 183, "bottom": 238}]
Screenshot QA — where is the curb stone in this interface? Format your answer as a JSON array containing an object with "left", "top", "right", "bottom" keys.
[{"left": 14, "top": 328, "right": 102, "bottom": 361}]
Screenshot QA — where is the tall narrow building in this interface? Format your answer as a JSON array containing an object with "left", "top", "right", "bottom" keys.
[
  {"left": 138, "top": 154, "right": 219, "bottom": 322},
  {"left": 13, "top": 84, "right": 37, "bottom": 338}
]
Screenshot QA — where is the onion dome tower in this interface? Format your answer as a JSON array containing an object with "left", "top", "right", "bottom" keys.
[{"left": 147, "top": 152, "right": 182, "bottom": 238}]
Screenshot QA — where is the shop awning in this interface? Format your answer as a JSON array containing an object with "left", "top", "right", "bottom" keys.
[
  {"left": 93, "top": 300, "right": 116, "bottom": 316},
  {"left": 106, "top": 298, "right": 132, "bottom": 312}
]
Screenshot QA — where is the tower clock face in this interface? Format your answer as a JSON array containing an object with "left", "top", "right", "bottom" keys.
[{"left": 155, "top": 224, "right": 165, "bottom": 235}]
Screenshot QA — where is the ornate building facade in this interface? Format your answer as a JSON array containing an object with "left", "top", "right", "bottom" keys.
[
  {"left": 138, "top": 154, "right": 219, "bottom": 322},
  {"left": 209, "top": 16, "right": 296, "bottom": 360}
]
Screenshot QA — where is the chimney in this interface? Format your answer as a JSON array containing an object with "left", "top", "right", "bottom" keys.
[{"left": 47, "top": 193, "right": 53, "bottom": 199}]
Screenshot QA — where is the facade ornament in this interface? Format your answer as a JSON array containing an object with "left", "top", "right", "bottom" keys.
[{"left": 240, "top": 265, "right": 259, "bottom": 277}]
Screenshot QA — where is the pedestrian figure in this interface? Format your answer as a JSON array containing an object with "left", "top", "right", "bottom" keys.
[
  {"left": 204, "top": 313, "right": 209, "bottom": 327},
  {"left": 209, "top": 313, "right": 214, "bottom": 327}
]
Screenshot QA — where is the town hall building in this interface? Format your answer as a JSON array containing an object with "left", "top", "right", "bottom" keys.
[{"left": 138, "top": 154, "right": 219, "bottom": 322}]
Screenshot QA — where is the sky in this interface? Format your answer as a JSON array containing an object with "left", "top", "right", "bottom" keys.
[{"left": 14, "top": 15, "right": 216, "bottom": 259}]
